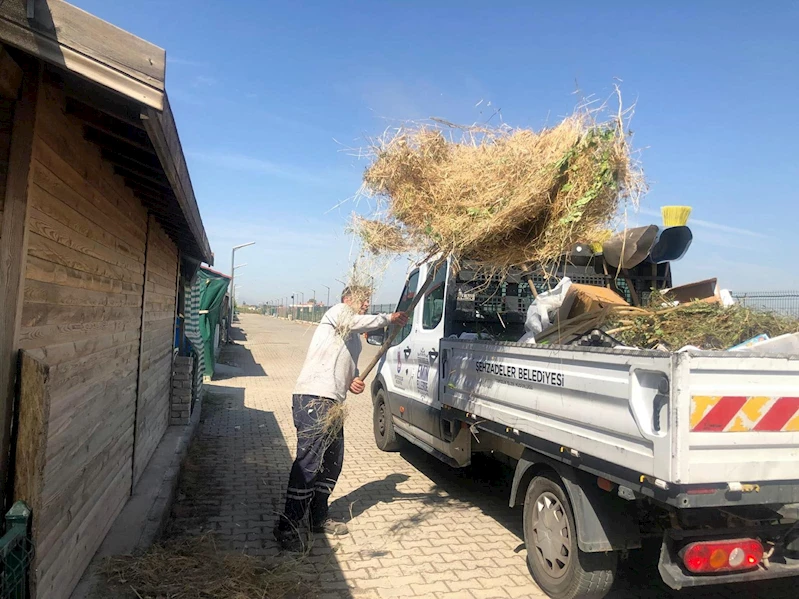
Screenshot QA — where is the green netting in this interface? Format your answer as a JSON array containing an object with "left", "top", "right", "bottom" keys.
[{"left": 197, "top": 269, "right": 230, "bottom": 377}]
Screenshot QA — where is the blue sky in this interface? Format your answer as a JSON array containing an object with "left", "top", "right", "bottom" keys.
[{"left": 74, "top": 1, "right": 799, "bottom": 304}]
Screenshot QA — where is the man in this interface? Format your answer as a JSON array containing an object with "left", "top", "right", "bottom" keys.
[{"left": 273, "top": 286, "right": 408, "bottom": 551}]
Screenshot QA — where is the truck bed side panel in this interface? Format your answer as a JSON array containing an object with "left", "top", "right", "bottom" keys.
[{"left": 440, "top": 340, "right": 675, "bottom": 480}]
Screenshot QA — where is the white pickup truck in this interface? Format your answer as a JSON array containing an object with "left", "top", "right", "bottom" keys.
[{"left": 366, "top": 257, "right": 799, "bottom": 599}]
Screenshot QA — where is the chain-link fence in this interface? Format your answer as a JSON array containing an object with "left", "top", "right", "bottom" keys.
[{"left": 732, "top": 291, "right": 799, "bottom": 318}]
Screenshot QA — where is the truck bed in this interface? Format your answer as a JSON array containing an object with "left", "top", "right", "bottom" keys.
[{"left": 440, "top": 339, "right": 799, "bottom": 487}]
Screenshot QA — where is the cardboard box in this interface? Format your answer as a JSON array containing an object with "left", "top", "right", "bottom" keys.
[{"left": 567, "top": 284, "right": 629, "bottom": 318}]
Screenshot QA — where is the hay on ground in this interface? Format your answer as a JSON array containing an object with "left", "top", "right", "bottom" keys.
[
  {"left": 103, "top": 536, "right": 321, "bottom": 599},
  {"left": 357, "top": 102, "right": 643, "bottom": 275}
]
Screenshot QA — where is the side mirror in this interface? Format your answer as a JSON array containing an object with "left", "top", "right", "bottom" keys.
[{"left": 366, "top": 330, "right": 385, "bottom": 346}]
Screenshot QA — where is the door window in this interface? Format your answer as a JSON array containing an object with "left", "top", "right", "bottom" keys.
[
  {"left": 393, "top": 270, "right": 419, "bottom": 345},
  {"left": 422, "top": 263, "right": 447, "bottom": 330}
]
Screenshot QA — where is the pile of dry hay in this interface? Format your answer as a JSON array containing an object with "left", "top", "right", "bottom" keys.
[
  {"left": 355, "top": 106, "right": 644, "bottom": 274},
  {"left": 103, "top": 537, "right": 321, "bottom": 599},
  {"left": 604, "top": 299, "right": 799, "bottom": 350}
]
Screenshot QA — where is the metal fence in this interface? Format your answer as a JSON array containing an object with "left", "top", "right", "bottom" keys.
[
  {"left": 264, "top": 305, "right": 328, "bottom": 322},
  {"left": 732, "top": 291, "right": 799, "bottom": 317},
  {"left": 260, "top": 302, "right": 398, "bottom": 322},
  {"left": 0, "top": 502, "right": 33, "bottom": 599},
  {"left": 368, "top": 304, "right": 396, "bottom": 315}
]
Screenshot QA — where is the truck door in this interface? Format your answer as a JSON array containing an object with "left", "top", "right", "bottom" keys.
[
  {"left": 406, "top": 261, "right": 448, "bottom": 437},
  {"left": 382, "top": 269, "right": 419, "bottom": 425}
]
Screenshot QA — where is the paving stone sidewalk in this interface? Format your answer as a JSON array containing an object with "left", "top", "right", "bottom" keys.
[{"left": 163, "top": 314, "right": 795, "bottom": 599}]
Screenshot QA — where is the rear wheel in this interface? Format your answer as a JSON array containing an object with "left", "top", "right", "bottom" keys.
[
  {"left": 373, "top": 388, "right": 400, "bottom": 451},
  {"left": 523, "top": 473, "right": 617, "bottom": 599}
]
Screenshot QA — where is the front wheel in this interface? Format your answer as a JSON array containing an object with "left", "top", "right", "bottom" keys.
[
  {"left": 373, "top": 388, "right": 400, "bottom": 452},
  {"left": 523, "top": 473, "right": 617, "bottom": 599}
]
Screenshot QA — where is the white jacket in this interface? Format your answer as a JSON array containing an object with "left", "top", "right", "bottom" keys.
[{"left": 293, "top": 304, "right": 390, "bottom": 401}]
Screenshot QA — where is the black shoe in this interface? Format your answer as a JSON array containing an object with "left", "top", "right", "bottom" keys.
[
  {"left": 311, "top": 518, "right": 349, "bottom": 536},
  {"left": 273, "top": 524, "right": 305, "bottom": 552}
]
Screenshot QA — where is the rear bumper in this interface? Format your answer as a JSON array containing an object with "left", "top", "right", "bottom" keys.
[{"left": 658, "top": 528, "right": 799, "bottom": 589}]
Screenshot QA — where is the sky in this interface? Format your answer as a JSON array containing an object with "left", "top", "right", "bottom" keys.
[{"left": 73, "top": 1, "right": 799, "bottom": 304}]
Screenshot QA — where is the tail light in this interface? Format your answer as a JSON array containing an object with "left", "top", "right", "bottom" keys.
[{"left": 681, "top": 538, "right": 763, "bottom": 574}]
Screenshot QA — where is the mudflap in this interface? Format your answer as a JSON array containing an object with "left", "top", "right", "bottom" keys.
[{"left": 511, "top": 453, "right": 641, "bottom": 553}]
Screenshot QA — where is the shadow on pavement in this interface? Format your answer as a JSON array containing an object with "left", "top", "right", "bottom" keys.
[
  {"left": 385, "top": 442, "right": 796, "bottom": 599},
  {"left": 162, "top": 387, "right": 354, "bottom": 598},
  {"left": 214, "top": 335, "right": 267, "bottom": 377},
  {"left": 229, "top": 324, "right": 248, "bottom": 342}
]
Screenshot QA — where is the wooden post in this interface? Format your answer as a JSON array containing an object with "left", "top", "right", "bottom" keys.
[{"left": 0, "top": 61, "right": 40, "bottom": 508}]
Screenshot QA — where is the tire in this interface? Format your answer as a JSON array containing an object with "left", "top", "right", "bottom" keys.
[
  {"left": 523, "top": 473, "right": 617, "bottom": 599},
  {"left": 373, "top": 388, "right": 401, "bottom": 451}
]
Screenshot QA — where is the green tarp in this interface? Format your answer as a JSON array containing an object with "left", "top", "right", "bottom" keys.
[{"left": 197, "top": 268, "right": 230, "bottom": 377}]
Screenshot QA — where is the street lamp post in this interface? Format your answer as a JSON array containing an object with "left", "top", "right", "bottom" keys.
[
  {"left": 322, "top": 284, "right": 330, "bottom": 307},
  {"left": 229, "top": 242, "right": 255, "bottom": 336}
]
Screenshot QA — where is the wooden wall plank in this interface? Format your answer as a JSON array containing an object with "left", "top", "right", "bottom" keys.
[
  {"left": 25, "top": 279, "right": 141, "bottom": 308},
  {"left": 0, "top": 61, "right": 39, "bottom": 504},
  {"left": 132, "top": 217, "right": 177, "bottom": 485},
  {"left": 25, "top": 329, "right": 139, "bottom": 366},
  {"left": 30, "top": 152, "right": 145, "bottom": 255},
  {"left": 26, "top": 255, "right": 141, "bottom": 296},
  {"left": 19, "top": 317, "right": 141, "bottom": 350},
  {"left": 34, "top": 81, "right": 147, "bottom": 233},
  {"left": 28, "top": 231, "right": 141, "bottom": 284},
  {"left": 37, "top": 456, "right": 131, "bottom": 598}
]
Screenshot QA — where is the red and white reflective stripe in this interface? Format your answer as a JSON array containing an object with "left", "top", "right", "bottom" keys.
[{"left": 690, "top": 396, "right": 799, "bottom": 432}]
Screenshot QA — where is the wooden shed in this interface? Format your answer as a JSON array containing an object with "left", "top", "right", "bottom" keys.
[{"left": 0, "top": 2, "right": 213, "bottom": 597}]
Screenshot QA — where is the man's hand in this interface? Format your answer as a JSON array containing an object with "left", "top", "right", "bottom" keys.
[
  {"left": 389, "top": 312, "right": 409, "bottom": 326},
  {"left": 349, "top": 377, "right": 366, "bottom": 395}
]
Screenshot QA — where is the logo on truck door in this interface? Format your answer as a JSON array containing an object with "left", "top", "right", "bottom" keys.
[{"left": 416, "top": 350, "right": 430, "bottom": 393}]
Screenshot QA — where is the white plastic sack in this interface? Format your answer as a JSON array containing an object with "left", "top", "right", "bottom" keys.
[
  {"left": 719, "top": 289, "right": 735, "bottom": 307},
  {"left": 519, "top": 278, "right": 572, "bottom": 344}
]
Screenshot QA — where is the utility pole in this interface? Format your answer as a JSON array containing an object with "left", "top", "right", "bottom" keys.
[{"left": 229, "top": 242, "right": 255, "bottom": 336}]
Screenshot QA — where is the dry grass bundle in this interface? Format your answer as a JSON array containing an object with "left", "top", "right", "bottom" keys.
[
  {"left": 604, "top": 295, "right": 799, "bottom": 350},
  {"left": 103, "top": 537, "right": 320, "bottom": 599},
  {"left": 303, "top": 398, "right": 348, "bottom": 460},
  {"left": 357, "top": 103, "right": 643, "bottom": 275},
  {"left": 349, "top": 215, "right": 410, "bottom": 254}
]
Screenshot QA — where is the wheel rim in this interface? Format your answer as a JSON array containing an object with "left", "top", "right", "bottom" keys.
[
  {"left": 377, "top": 401, "right": 386, "bottom": 437},
  {"left": 531, "top": 491, "right": 571, "bottom": 579}
]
